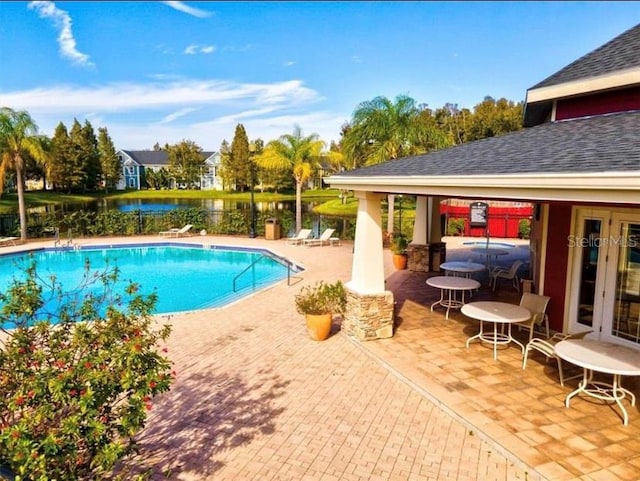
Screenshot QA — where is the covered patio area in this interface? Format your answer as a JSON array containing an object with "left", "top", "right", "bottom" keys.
[{"left": 370, "top": 245, "right": 640, "bottom": 480}]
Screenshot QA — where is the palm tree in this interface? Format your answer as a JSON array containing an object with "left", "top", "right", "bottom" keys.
[
  {"left": 0, "top": 108, "right": 47, "bottom": 240},
  {"left": 342, "top": 94, "right": 450, "bottom": 233},
  {"left": 256, "top": 126, "right": 324, "bottom": 233}
]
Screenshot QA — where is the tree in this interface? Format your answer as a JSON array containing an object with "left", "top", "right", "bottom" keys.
[
  {"left": 465, "top": 96, "right": 523, "bottom": 141},
  {"left": 98, "top": 127, "right": 121, "bottom": 193},
  {"left": 256, "top": 126, "right": 324, "bottom": 233},
  {"left": 0, "top": 261, "right": 173, "bottom": 480},
  {"left": 0, "top": 108, "right": 47, "bottom": 240},
  {"left": 67, "top": 119, "right": 89, "bottom": 192},
  {"left": 230, "top": 124, "right": 251, "bottom": 192},
  {"left": 49, "top": 121, "right": 73, "bottom": 191},
  {"left": 218, "top": 139, "right": 233, "bottom": 191},
  {"left": 166, "top": 140, "right": 205, "bottom": 189},
  {"left": 79, "top": 120, "right": 101, "bottom": 192},
  {"left": 341, "top": 94, "right": 449, "bottom": 233}
]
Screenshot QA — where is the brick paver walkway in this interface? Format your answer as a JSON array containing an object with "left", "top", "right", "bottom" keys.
[{"left": 9, "top": 235, "right": 636, "bottom": 480}]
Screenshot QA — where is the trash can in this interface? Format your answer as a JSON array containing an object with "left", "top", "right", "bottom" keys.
[
  {"left": 265, "top": 218, "right": 281, "bottom": 240},
  {"left": 429, "top": 242, "right": 447, "bottom": 272}
]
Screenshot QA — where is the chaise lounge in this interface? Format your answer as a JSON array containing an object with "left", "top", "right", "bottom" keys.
[{"left": 159, "top": 224, "right": 193, "bottom": 238}]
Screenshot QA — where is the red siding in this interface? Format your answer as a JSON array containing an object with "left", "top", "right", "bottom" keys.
[
  {"left": 555, "top": 87, "right": 640, "bottom": 121},
  {"left": 543, "top": 204, "right": 572, "bottom": 332}
]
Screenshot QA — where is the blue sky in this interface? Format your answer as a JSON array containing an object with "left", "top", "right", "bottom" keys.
[{"left": 1, "top": 2, "right": 638, "bottom": 151}]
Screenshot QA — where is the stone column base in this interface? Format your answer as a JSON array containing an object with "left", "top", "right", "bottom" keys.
[
  {"left": 342, "top": 287, "right": 394, "bottom": 341},
  {"left": 407, "top": 243, "right": 429, "bottom": 272}
]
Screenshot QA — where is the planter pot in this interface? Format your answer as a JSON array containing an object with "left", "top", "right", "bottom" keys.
[
  {"left": 305, "top": 313, "right": 333, "bottom": 341},
  {"left": 392, "top": 253, "right": 408, "bottom": 270}
]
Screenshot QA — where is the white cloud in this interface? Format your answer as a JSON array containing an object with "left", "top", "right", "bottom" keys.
[
  {"left": 159, "top": 107, "right": 200, "bottom": 124},
  {"left": 162, "top": 1, "right": 213, "bottom": 18},
  {"left": 184, "top": 44, "right": 216, "bottom": 55},
  {"left": 0, "top": 78, "right": 347, "bottom": 149},
  {"left": 27, "top": 1, "right": 93, "bottom": 67},
  {"left": 284, "top": 61, "right": 296, "bottom": 67}
]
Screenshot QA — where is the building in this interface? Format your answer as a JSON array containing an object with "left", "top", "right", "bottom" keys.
[
  {"left": 326, "top": 24, "right": 640, "bottom": 346},
  {"left": 116, "top": 150, "right": 222, "bottom": 190}
]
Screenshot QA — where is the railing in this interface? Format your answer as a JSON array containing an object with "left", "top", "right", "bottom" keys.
[{"left": 232, "top": 253, "right": 297, "bottom": 293}]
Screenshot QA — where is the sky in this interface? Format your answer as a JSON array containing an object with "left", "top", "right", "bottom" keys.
[{"left": 1, "top": 1, "right": 639, "bottom": 151}]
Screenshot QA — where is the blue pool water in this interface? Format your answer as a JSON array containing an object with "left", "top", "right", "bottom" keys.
[
  {"left": 0, "top": 244, "right": 298, "bottom": 323},
  {"left": 462, "top": 241, "right": 516, "bottom": 249}
]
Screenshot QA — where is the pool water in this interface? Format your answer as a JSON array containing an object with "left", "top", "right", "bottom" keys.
[
  {"left": 462, "top": 241, "right": 516, "bottom": 249},
  {"left": 0, "top": 244, "right": 297, "bottom": 323}
]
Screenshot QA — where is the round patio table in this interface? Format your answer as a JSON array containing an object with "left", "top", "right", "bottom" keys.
[
  {"left": 462, "top": 301, "right": 531, "bottom": 360},
  {"left": 471, "top": 247, "right": 510, "bottom": 271},
  {"left": 440, "top": 261, "right": 486, "bottom": 277},
  {"left": 555, "top": 339, "right": 640, "bottom": 426},
  {"left": 426, "top": 276, "right": 480, "bottom": 320}
]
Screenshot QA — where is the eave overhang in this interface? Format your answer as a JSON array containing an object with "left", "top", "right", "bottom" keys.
[{"left": 325, "top": 172, "right": 640, "bottom": 204}]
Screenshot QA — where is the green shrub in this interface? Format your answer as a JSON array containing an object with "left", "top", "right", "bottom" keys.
[
  {"left": 0, "top": 260, "right": 173, "bottom": 480},
  {"left": 519, "top": 219, "right": 531, "bottom": 239},
  {"left": 447, "top": 218, "right": 466, "bottom": 236},
  {"left": 295, "top": 281, "right": 347, "bottom": 316}
]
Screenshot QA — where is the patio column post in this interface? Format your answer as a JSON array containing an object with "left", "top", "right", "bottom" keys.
[
  {"left": 428, "top": 196, "right": 442, "bottom": 243},
  {"left": 407, "top": 196, "right": 429, "bottom": 271},
  {"left": 343, "top": 191, "right": 394, "bottom": 341}
]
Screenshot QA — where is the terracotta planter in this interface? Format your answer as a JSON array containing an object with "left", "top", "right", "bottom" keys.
[
  {"left": 392, "top": 253, "right": 408, "bottom": 270},
  {"left": 305, "top": 313, "right": 333, "bottom": 341}
]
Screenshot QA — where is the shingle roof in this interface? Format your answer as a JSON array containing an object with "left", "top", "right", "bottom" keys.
[
  {"left": 121, "top": 150, "right": 217, "bottom": 165},
  {"left": 530, "top": 23, "right": 640, "bottom": 90},
  {"left": 333, "top": 110, "right": 640, "bottom": 178}
]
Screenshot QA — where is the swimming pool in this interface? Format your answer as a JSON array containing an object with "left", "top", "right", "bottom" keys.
[{"left": 0, "top": 243, "right": 300, "bottom": 321}]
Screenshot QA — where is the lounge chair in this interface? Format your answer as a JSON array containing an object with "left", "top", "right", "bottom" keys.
[
  {"left": 304, "top": 228, "right": 335, "bottom": 247},
  {"left": 286, "top": 228, "right": 312, "bottom": 245},
  {"left": 0, "top": 236, "right": 18, "bottom": 247},
  {"left": 160, "top": 224, "right": 193, "bottom": 238}
]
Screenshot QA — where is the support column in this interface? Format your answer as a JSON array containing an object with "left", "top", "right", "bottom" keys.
[
  {"left": 408, "top": 196, "right": 429, "bottom": 271},
  {"left": 343, "top": 191, "right": 394, "bottom": 341}
]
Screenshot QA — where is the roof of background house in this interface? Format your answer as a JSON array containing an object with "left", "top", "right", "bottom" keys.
[
  {"left": 530, "top": 23, "right": 640, "bottom": 90},
  {"left": 330, "top": 110, "right": 640, "bottom": 178},
  {"left": 121, "top": 150, "right": 217, "bottom": 165}
]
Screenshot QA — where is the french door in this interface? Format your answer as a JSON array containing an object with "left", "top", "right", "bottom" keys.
[{"left": 570, "top": 209, "right": 640, "bottom": 346}]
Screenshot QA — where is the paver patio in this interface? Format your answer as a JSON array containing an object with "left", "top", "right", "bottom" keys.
[{"left": 3, "top": 235, "right": 639, "bottom": 480}]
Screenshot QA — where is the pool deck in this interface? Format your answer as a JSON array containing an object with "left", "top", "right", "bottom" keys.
[{"left": 3, "top": 234, "right": 639, "bottom": 480}]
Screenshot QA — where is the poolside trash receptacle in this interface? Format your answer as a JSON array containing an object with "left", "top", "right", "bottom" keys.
[{"left": 265, "top": 218, "right": 281, "bottom": 240}]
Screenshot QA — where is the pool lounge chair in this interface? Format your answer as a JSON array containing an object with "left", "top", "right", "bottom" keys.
[
  {"left": 160, "top": 224, "right": 193, "bottom": 238},
  {"left": 304, "top": 228, "right": 335, "bottom": 247},
  {"left": 286, "top": 228, "right": 312, "bottom": 245},
  {"left": 0, "top": 236, "right": 18, "bottom": 247}
]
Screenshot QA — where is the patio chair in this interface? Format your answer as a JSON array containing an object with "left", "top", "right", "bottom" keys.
[
  {"left": 304, "top": 228, "right": 335, "bottom": 247},
  {"left": 514, "top": 293, "right": 550, "bottom": 342},
  {"left": 286, "top": 228, "right": 312, "bottom": 245},
  {"left": 490, "top": 259, "right": 523, "bottom": 291},
  {"left": 159, "top": 224, "right": 193, "bottom": 238},
  {"left": 0, "top": 236, "right": 18, "bottom": 247},
  {"left": 522, "top": 330, "right": 592, "bottom": 386}
]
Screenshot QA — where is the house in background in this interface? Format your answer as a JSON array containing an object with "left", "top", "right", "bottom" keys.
[
  {"left": 116, "top": 150, "right": 222, "bottom": 190},
  {"left": 326, "top": 23, "right": 640, "bottom": 345}
]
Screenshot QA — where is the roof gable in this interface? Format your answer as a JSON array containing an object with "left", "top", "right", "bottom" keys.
[{"left": 530, "top": 23, "right": 640, "bottom": 90}]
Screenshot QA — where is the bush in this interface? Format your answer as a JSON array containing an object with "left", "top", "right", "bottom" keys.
[
  {"left": 294, "top": 281, "right": 347, "bottom": 316},
  {"left": 447, "top": 218, "right": 466, "bottom": 236},
  {"left": 518, "top": 219, "right": 531, "bottom": 239},
  {"left": 0, "top": 260, "right": 174, "bottom": 480}
]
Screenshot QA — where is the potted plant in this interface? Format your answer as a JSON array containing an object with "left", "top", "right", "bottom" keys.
[
  {"left": 295, "top": 280, "right": 347, "bottom": 341},
  {"left": 390, "top": 234, "right": 409, "bottom": 270}
]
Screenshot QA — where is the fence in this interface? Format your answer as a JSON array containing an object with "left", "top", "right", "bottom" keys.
[{"left": 440, "top": 204, "right": 533, "bottom": 238}]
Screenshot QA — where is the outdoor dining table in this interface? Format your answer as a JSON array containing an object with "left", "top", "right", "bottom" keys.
[
  {"left": 426, "top": 276, "right": 480, "bottom": 320},
  {"left": 440, "top": 261, "right": 486, "bottom": 278},
  {"left": 462, "top": 301, "right": 531, "bottom": 360},
  {"left": 470, "top": 247, "right": 509, "bottom": 271},
  {"left": 554, "top": 339, "right": 640, "bottom": 426}
]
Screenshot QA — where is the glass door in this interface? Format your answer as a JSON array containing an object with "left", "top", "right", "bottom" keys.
[
  {"left": 602, "top": 214, "right": 640, "bottom": 345},
  {"left": 568, "top": 209, "right": 611, "bottom": 334}
]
